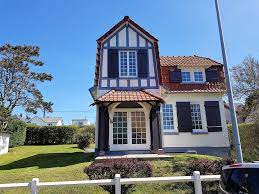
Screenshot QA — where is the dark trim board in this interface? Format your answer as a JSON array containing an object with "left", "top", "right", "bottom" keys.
[{"left": 163, "top": 146, "right": 230, "bottom": 157}]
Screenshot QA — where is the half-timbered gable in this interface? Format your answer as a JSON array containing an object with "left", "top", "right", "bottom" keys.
[{"left": 95, "top": 16, "right": 160, "bottom": 97}]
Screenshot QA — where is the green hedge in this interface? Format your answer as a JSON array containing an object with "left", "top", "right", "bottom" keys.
[
  {"left": 228, "top": 123, "right": 259, "bottom": 161},
  {"left": 25, "top": 125, "right": 78, "bottom": 145},
  {"left": 6, "top": 119, "right": 27, "bottom": 147},
  {"left": 74, "top": 124, "right": 95, "bottom": 144}
]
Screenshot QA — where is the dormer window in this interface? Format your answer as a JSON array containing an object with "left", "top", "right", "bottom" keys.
[
  {"left": 181, "top": 72, "right": 191, "bottom": 83},
  {"left": 119, "top": 51, "right": 137, "bottom": 77}
]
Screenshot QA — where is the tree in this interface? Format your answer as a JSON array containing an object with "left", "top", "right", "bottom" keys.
[
  {"left": 0, "top": 44, "right": 53, "bottom": 122},
  {"left": 231, "top": 56, "right": 259, "bottom": 99},
  {"left": 0, "top": 106, "right": 10, "bottom": 132},
  {"left": 231, "top": 56, "right": 259, "bottom": 122}
]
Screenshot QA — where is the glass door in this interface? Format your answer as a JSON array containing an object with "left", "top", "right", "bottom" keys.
[
  {"left": 112, "top": 112, "right": 128, "bottom": 145},
  {"left": 110, "top": 110, "right": 149, "bottom": 151},
  {"left": 131, "top": 111, "right": 147, "bottom": 145}
]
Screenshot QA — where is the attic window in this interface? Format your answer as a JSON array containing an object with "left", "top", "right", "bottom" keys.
[
  {"left": 181, "top": 72, "right": 191, "bottom": 83},
  {"left": 194, "top": 72, "right": 203, "bottom": 82},
  {"left": 119, "top": 51, "right": 137, "bottom": 77}
]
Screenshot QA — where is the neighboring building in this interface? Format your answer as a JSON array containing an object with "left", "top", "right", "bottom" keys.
[
  {"left": 13, "top": 114, "right": 31, "bottom": 123},
  {"left": 28, "top": 116, "right": 63, "bottom": 126},
  {"left": 71, "top": 119, "right": 91, "bottom": 126},
  {"left": 89, "top": 16, "right": 230, "bottom": 157}
]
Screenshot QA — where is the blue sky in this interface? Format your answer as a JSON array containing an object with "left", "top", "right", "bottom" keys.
[{"left": 1, "top": 0, "right": 258, "bottom": 124}]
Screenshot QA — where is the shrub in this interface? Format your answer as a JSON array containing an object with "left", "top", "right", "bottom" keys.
[
  {"left": 77, "top": 135, "right": 91, "bottom": 149},
  {"left": 85, "top": 159, "right": 152, "bottom": 194},
  {"left": 185, "top": 157, "right": 235, "bottom": 193},
  {"left": 186, "top": 157, "right": 235, "bottom": 175},
  {"left": 25, "top": 125, "right": 78, "bottom": 145},
  {"left": 74, "top": 124, "right": 95, "bottom": 144},
  {"left": 6, "top": 119, "right": 27, "bottom": 147},
  {"left": 228, "top": 123, "right": 259, "bottom": 161}
]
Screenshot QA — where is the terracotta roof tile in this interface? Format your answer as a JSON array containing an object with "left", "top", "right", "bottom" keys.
[
  {"left": 93, "top": 90, "right": 164, "bottom": 104},
  {"left": 162, "top": 82, "right": 226, "bottom": 94},
  {"left": 160, "top": 55, "right": 222, "bottom": 67}
]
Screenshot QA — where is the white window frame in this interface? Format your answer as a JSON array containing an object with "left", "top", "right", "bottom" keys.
[
  {"left": 109, "top": 108, "right": 150, "bottom": 151},
  {"left": 161, "top": 104, "right": 175, "bottom": 132},
  {"left": 193, "top": 71, "right": 204, "bottom": 82},
  {"left": 190, "top": 102, "right": 207, "bottom": 133},
  {"left": 119, "top": 50, "right": 138, "bottom": 77},
  {"left": 181, "top": 71, "right": 191, "bottom": 83},
  {"left": 180, "top": 68, "right": 206, "bottom": 83}
]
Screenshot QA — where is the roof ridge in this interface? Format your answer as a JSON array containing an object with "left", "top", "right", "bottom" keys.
[
  {"left": 160, "top": 55, "right": 223, "bottom": 65},
  {"left": 97, "top": 16, "right": 158, "bottom": 43}
]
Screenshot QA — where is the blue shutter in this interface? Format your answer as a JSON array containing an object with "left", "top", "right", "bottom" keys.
[
  {"left": 169, "top": 68, "right": 182, "bottom": 83},
  {"left": 205, "top": 101, "right": 222, "bottom": 132},
  {"left": 137, "top": 49, "right": 148, "bottom": 78},
  {"left": 205, "top": 69, "right": 219, "bottom": 82},
  {"left": 108, "top": 49, "right": 119, "bottom": 78},
  {"left": 176, "top": 102, "right": 192, "bottom": 132}
]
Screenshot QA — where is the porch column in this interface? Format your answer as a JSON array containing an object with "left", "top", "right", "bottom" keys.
[
  {"left": 150, "top": 104, "right": 163, "bottom": 153},
  {"left": 97, "top": 104, "right": 109, "bottom": 155}
]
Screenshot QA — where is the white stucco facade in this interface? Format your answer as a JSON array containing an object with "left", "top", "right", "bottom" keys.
[{"left": 161, "top": 92, "right": 230, "bottom": 149}]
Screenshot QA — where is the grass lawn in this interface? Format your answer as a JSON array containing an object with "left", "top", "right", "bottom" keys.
[{"left": 0, "top": 144, "right": 219, "bottom": 194}]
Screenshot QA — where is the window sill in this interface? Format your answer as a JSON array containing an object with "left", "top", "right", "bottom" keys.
[
  {"left": 163, "top": 131, "right": 179, "bottom": 135},
  {"left": 192, "top": 130, "right": 208, "bottom": 134},
  {"left": 180, "top": 82, "right": 205, "bottom": 84}
]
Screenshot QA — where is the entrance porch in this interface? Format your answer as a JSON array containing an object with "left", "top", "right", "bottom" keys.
[{"left": 92, "top": 90, "right": 164, "bottom": 156}]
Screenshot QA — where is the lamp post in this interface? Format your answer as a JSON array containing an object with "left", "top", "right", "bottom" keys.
[{"left": 214, "top": 0, "right": 243, "bottom": 163}]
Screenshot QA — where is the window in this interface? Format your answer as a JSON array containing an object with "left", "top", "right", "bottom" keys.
[
  {"left": 194, "top": 72, "right": 203, "bottom": 82},
  {"left": 181, "top": 72, "right": 191, "bottom": 82},
  {"left": 113, "top": 112, "right": 128, "bottom": 144},
  {"left": 131, "top": 111, "right": 146, "bottom": 144},
  {"left": 119, "top": 51, "right": 137, "bottom": 77},
  {"left": 162, "top": 104, "right": 174, "bottom": 131},
  {"left": 190, "top": 104, "right": 203, "bottom": 131}
]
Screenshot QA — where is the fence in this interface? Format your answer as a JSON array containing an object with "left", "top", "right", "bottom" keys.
[{"left": 0, "top": 171, "right": 221, "bottom": 194}]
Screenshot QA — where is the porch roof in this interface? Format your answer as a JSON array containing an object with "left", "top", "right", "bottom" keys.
[{"left": 92, "top": 90, "right": 164, "bottom": 105}]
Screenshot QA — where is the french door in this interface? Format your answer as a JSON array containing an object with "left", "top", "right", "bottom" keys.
[{"left": 110, "top": 109, "right": 150, "bottom": 151}]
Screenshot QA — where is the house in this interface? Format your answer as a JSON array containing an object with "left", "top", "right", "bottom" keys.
[
  {"left": 89, "top": 16, "right": 230, "bottom": 157},
  {"left": 71, "top": 118, "right": 91, "bottom": 126},
  {"left": 28, "top": 116, "right": 63, "bottom": 126},
  {"left": 13, "top": 114, "right": 31, "bottom": 123}
]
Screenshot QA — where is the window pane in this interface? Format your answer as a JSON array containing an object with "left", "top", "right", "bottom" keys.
[
  {"left": 120, "top": 51, "right": 128, "bottom": 76},
  {"left": 113, "top": 112, "right": 127, "bottom": 144},
  {"left": 190, "top": 104, "right": 203, "bottom": 130},
  {"left": 194, "top": 72, "right": 203, "bottom": 82},
  {"left": 120, "top": 51, "right": 137, "bottom": 77},
  {"left": 129, "top": 51, "right": 137, "bottom": 76},
  {"left": 162, "top": 104, "right": 174, "bottom": 130},
  {"left": 181, "top": 72, "right": 191, "bottom": 82},
  {"left": 131, "top": 111, "right": 146, "bottom": 144}
]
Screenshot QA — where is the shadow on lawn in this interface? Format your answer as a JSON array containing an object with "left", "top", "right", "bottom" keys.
[{"left": 0, "top": 152, "right": 95, "bottom": 170}]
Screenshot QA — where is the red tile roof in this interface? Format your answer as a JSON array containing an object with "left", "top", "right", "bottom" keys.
[
  {"left": 162, "top": 82, "right": 226, "bottom": 94},
  {"left": 94, "top": 16, "right": 161, "bottom": 86},
  {"left": 160, "top": 55, "right": 222, "bottom": 67},
  {"left": 93, "top": 90, "right": 164, "bottom": 105}
]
